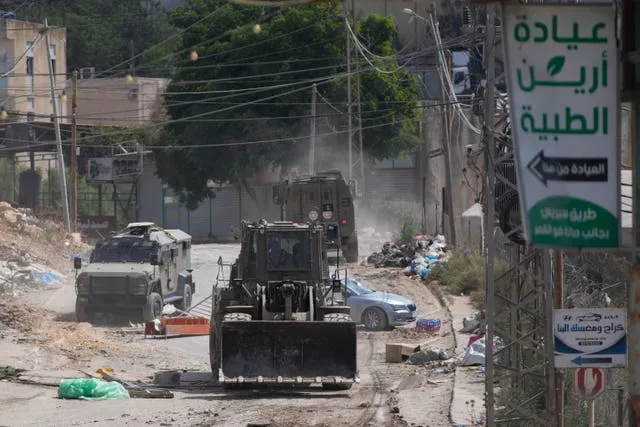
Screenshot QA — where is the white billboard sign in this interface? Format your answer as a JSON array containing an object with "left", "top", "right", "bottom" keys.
[{"left": 503, "top": 3, "right": 620, "bottom": 249}]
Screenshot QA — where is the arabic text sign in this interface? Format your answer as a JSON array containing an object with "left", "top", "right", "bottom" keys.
[
  {"left": 503, "top": 4, "right": 620, "bottom": 249},
  {"left": 553, "top": 308, "right": 626, "bottom": 369},
  {"left": 87, "top": 156, "right": 142, "bottom": 183}
]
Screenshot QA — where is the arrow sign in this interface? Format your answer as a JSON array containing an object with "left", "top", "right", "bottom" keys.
[
  {"left": 572, "top": 356, "right": 613, "bottom": 366},
  {"left": 526, "top": 150, "right": 608, "bottom": 186}
]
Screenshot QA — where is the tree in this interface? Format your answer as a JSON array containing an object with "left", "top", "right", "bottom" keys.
[
  {"left": 5, "top": 0, "right": 177, "bottom": 74},
  {"left": 151, "top": 0, "right": 421, "bottom": 209}
]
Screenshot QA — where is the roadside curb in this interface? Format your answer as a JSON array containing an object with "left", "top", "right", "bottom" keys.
[{"left": 425, "top": 281, "right": 457, "bottom": 426}]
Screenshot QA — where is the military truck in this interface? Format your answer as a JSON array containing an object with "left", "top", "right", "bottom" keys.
[
  {"left": 273, "top": 170, "right": 359, "bottom": 263},
  {"left": 74, "top": 222, "right": 195, "bottom": 322},
  {"left": 209, "top": 220, "right": 358, "bottom": 389}
]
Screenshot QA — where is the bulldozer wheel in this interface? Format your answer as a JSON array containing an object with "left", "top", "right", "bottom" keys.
[
  {"left": 223, "top": 312, "right": 252, "bottom": 321},
  {"left": 209, "top": 319, "right": 221, "bottom": 378},
  {"left": 323, "top": 313, "right": 352, "bottom": 322},
  {"left": 322, "top": 383, "right": 353, "bottom": 391}
]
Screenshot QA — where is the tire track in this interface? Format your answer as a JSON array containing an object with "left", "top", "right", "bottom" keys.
[{"left": 352, "top": 333, "right": 386, "bottom": 427}]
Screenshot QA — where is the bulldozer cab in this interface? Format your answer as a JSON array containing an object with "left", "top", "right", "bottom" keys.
[{"left": 237, "top": 221, "right": 329, "bottom": 283}]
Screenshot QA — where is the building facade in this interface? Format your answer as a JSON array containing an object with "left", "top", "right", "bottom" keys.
[{"left": 0, "top": 17, "right": 67, "bottom": 121}]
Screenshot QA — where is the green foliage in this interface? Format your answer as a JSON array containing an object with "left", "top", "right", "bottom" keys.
[
  {"left": 42, "top": 168, "right": 114, "bottom": 217},
  {"left": 395, "top": 217, "right": 420, "bottom": 245},
  {"left": 5, "top": 0, "right": 177, "bottom": 75},
  {"left": 151, "top": 0, "right": 421, "bottom": 209},
  {"left": 430, "top": 250, "right": 508, "bottom": 309}
]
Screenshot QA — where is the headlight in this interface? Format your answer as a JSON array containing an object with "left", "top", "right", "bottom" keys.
[
  {"left": 129, "top": 280, "right": 148, "bottom": 295},
  {"left": 76, "top": 275, "right": 89, "bottom": 295},
  {"left": 391, "top": 304, "right": 407, "bottom": 311}
]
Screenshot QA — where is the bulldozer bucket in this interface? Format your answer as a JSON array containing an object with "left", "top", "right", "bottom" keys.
[{"left": 220, "top": 320, "right": 358, "bottom": 385}]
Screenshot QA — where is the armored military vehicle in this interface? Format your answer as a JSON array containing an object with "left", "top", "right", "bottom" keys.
[
  {"left": 74, "top": 222, "right": 195, "bottom": 322},
  {"left": 209, "top": 220, "right": 358, "bottom": 389},
  {"left": 273, "top": 170, "right": 359, "bottom": 263}
]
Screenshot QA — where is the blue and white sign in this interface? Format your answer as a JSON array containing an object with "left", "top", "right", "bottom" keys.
[{"left": 553, "top": 308, "right": 626, "bottom": 368}]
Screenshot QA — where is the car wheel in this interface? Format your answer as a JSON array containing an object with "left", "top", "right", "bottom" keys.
[
  {"left": 143, "top": 292, "right": 163, "bottom": 322},
  {"left": 362, "top": 307, "right": 388, "bottom": 331}
]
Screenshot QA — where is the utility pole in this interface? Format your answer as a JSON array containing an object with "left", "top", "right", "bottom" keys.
[
  {"left": 430, "top": 15, "right": 457, "bottom": 247},
  {"left": 309, "top": 83, "right": 317, "bottom": 174},
  {"left": 352, "top": 0, "right": 365, "bottom": 197},
  {"left": 71, "top": 70, "right": 78, "bottom": 233},
  {"left": 344, "top": 0, "right": 353, "bottom": 182},
  {"left": 483, "top": 5, "right": 497, "bottom": 426},
  {"left": 44, "top": 18, "right": 71, "bottom": 233},
  {"left": 554, "top": 250, "right": 565, "bottom": 427}
]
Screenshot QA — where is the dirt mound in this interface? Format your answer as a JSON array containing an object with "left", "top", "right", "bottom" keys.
[{"left": 0, "top": 301, "right": 135, "bottom": 360}]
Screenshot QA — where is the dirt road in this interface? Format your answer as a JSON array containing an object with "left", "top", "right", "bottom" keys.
[{"left": 0, "top": 243, "right": 460, "bottom": 427}]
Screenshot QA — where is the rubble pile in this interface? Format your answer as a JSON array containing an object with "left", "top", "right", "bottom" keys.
[
  {"left": 366, "top": 234, "right": 449, "bottom": 281},
  {"left": 0, "top": 201, "right": 88, "bottom": 297}
]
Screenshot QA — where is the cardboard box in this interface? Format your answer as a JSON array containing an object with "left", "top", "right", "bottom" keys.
[{"left": 385, "top": 343, "right": 421, "bottom": 363}]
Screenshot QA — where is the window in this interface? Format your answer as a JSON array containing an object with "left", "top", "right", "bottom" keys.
[
  {"left": 454, "top": 71, "right": 465, "bottom": 85},
  {"left": 308, "top": 191, "right": 315, "bottom": 202},
  {"left": 267, "top": 231, "right": 311, "bottom": 270},
  {"left": 26, "top": 41, "right": 34, "bottom": 110}
]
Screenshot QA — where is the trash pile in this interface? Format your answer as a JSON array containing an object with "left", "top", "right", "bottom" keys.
[
  {"left": 0, "top": 201, "right": 88, "bottom": 296},
  {"left": 366, "top": 234, "right": 448, "bottom": 281}
]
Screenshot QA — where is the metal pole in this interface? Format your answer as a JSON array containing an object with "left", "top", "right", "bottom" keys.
[
  {"left": 44, "top": 18, "right": 71, "bottom": 233},
  {"left": 352, "top": 0, "right": 365, "bottom": 196},
  {"left": 483, "top": 5, "right": 497, "bottom": 425},
  {"left": 161, "top": 185, "right": 167, "bottom": 228},
  {"left": 619, "top": 387, "right": 624, "bottom": 427},
  {"left": 630, "top": 91, "right": 640, "bottom": 427},
  {"left": 554, "top": 250, "right": 565, "bottom": 427},
  {"left": 430, "top": 15, "right": 456, "bottom": 247},
  {"left": 309, "top": 83, "right": 317, "bottom": 174},
  {"left": 71, "top": 69, "right": 78, "bottom": 233},
  {"left": 208, "top": 195, "right": 213, "bottom": 238},
  {"left": 344, "top": 2, "right": 353, "bottom": 181},
  {"left": 588, "top": 400, "right": 595, "bottom": 427}
]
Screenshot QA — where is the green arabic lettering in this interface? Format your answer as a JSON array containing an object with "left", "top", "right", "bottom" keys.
[
  {"left": 551, "top": 15, "right": 608, "bottom": 47},
  {"left": 519, "top": 106, "right": 606, "bottom": 135},
  {"left": 514, "top": 15, "right": 530, "bottom": 42},
  {"left": 516, "top": 65, "right": 586, "bottom": 92}
]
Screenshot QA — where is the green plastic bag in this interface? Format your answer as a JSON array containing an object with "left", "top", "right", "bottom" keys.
[{"left": 58, "top": 378, "right": 130, "bottom": 400}]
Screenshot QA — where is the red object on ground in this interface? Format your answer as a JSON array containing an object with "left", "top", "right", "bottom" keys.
[
  {"left": 144, "top": 317, "right": 210, "bottom": 338},
  {"left": 467, "top": 334, "right": 484, "bottom": 347}
]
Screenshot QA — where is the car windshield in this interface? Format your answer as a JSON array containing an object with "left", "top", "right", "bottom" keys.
[
  {"left": 346, "top": 278, "right": 373, "bottom": 296},
  {"left": 267, "top": 231, "right": 311, "bottom": 270},
  {"left": 91, "top": 238, "right": 157, "bottom": 263}
]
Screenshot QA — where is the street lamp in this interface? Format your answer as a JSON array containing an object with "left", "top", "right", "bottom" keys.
[
  {"left": 206, "top": 179, "right": 215, "bottom": 239},
  {"left": 161, "top": 183, "right": 168, "bottom": 228}
]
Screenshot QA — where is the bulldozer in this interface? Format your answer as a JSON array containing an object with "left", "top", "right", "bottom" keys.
[{"left": 209, "top": 219, "right": 358, "bottom": 389}]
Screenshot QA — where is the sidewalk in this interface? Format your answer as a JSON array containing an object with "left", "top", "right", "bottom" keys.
[{"left": 449, "top": 295, "right": 485, "bottom": 426}]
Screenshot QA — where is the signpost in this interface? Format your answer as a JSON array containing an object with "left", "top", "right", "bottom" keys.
[
  {"left": 503, "top": 3, "right": 620, "bottom": 249},
  {"left": 553, "top": 308, "right": 627, "bottom": 369}
]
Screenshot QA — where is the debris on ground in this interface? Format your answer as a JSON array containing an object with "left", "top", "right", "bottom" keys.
[
  {"left": 405, "top": 347, "right": 452, "bottom": 365},
  {"left": 58, "top": 378, "right": 130, "bottom": 400},
  {"left": 460, "top": 312, "right": 485, "bottom": 335},
  {"left": 458, "top": 336, "right": 501, "bottom": 367},
  {"left": 366, "top": 235, "right": 449, "bottom": 281},
  {"left": 0, "top": 365, "right": 26, "bottom": 380}
]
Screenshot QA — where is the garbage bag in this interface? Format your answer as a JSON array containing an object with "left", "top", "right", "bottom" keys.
[{"left": 58, "top": 378, "right": 130, "bottom": 400}]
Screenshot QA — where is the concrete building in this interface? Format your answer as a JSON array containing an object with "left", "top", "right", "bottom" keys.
[
  {"left": 67, "top": 73, "right": 170, "bottom": 127},
  {"left": 0, "top": 17, "right": 67, "bottom": 121}
]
